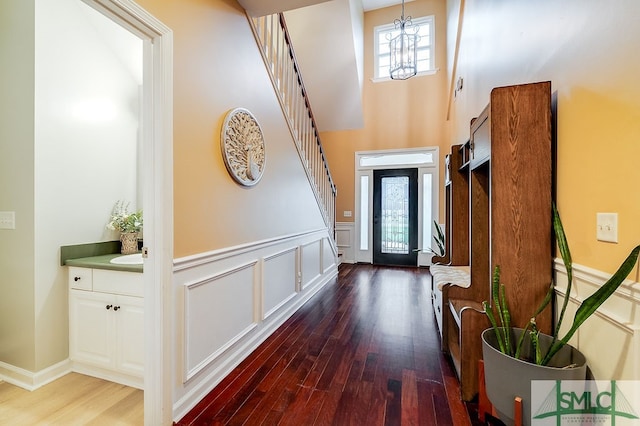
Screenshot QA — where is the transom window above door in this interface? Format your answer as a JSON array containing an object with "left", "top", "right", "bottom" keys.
[{"left": 359, "top": 151, "right": 434, "bottom": 167}]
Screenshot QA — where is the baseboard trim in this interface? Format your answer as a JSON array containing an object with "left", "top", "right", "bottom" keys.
[{"left": 0, "top": 359, "right": 71, "bottom": 391}]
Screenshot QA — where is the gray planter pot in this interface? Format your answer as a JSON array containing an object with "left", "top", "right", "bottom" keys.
[{"left": 481, "top": 328, "right": 587, "bottom": 426}]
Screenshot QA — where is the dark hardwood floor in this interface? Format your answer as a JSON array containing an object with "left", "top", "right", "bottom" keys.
[{"left": 177, "top": 263, "right": 486, "bottom": 426}]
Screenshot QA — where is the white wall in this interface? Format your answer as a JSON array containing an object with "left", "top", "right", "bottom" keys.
[
  {"left": 285, "top": 0, "right": 365, "bottom": 131},
  {"left": 0, "top": 0, "right": 37, "bottom": 372},
  {"left": 33, "top": 0, "right": 141, "bottom": 370}
]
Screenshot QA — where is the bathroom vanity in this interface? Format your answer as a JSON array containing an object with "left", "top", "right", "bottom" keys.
[{"left": 65, "top": 251, "right": 144, "bottom": 389}]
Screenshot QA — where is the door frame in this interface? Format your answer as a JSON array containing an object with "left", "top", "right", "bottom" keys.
[
  {"left": 355, "top": 147, "right": 439, "bottom": 266},
  {"left": 83, "top": 1, "right": 173, "bottom": 424}
]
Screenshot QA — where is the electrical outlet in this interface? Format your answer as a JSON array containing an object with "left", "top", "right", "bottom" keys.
[
  {"left": 0, "top": 211, "right": 15, "bottom": 229},
  {"left": 596, "top": 212, "right": 618, "bottom": 243}
]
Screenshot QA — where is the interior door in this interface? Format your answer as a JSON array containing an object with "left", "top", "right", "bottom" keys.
[{"left": 373, "top": 168, "right": 418, "bottom": 266}]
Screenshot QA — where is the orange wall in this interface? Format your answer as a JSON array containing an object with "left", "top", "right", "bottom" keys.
[
  {"left": 321, "top": 0, "right": 449, "bottom": 222},
  {"left": 135, "top": 0, "right": 325, "bottom": 257},
  {"left": 447, "top": 0, "right": 640, "bottom": 275}
]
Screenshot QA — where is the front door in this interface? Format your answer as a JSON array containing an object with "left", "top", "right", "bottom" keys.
[{"left": 373, "top": 168, "right": 418, "bottom": 266}]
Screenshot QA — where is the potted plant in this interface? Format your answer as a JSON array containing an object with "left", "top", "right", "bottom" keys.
[
  {"left": 415, "top": 220, "right": 446, "bottom": 258},
  {"left": 106, "top": 200, "right": 143, "bottom": 254},
  {"left": 429, "top": 220, "right": 446, "bottom": 258},
  {"left": 481, "top": 205, "right": 640, "bottom": 425}
]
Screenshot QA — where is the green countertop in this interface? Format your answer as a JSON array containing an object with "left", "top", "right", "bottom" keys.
[
  {"left": 65, "top": 254, "right": 143, "bottom": 273},
  {"left": 61, "top": 242, "right": 143, "bottom": 273}
]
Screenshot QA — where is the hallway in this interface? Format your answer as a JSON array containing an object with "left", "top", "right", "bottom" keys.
[{"left": 177, "top": 263, "right": 482, "bottom": 425}]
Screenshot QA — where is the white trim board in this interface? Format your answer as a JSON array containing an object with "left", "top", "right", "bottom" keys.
[
  {"left": 553, "top": 259, "right": 640, "bottom": 380},
  {"left": 81, "top": 1, "right": 174, "bottom": 424}
]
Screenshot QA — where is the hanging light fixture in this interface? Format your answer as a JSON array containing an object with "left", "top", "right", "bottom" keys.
[{"left": 389, "top": 0, "right": 419, "bottom": 80}]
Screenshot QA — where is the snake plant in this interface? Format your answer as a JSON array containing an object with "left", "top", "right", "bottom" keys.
[
  {"left": 483, "top": 204, "right": 640, "bottom": 366},
  {"left": 431, "top": 220, "right": 446, "bottom": 257}
]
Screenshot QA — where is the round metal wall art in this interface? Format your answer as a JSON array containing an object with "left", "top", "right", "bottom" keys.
[{"left": 220, "top": 108, "right": 266, "bottom": 187}]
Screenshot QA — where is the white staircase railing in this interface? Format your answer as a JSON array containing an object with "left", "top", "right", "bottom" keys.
[{"left": 248, "top": 13, "right": 337, "bottom": 246}]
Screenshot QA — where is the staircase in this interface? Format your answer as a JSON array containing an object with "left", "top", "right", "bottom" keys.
[{"left": 247, "top": 13, "right": 337, "bottom": 248}]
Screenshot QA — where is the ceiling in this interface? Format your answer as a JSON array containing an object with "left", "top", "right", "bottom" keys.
[
  {"left": 238, "top": 0, "right": 410, "bottom": 132},
  {"left": 362, "top": 0, "right": 410, "bottom": 12},
  {"left": 238, "top": 0, "right": 407, "bottom": 15}
]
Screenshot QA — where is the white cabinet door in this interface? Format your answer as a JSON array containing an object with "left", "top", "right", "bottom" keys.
[
  {"left": 69, "top": 290, "right": 114, "bottom": 369},
  {"left": 115, "top": 295, "right": 144, "bottom": 377},
  {"left": 69, "top": 268, "right": 144, "bottom": 383}
]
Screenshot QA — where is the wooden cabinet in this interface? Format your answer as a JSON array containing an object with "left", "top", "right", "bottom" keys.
[
  {"left": 68, "top": 267, "right": 144, "bottom": 389},
  {"left": 448, "top": 143, "right": 470, "bottom": 266},
  {"left": 469, "top": 81, "right": 553, "bottom": 333},
  {"left": 431, "top": 143, "right": 471, "bottom": 341},
  {"left": 431, "top": 143, "right": 471, "bottom": 344},
  {"left": 438, "top": 81, "right": 553, "bottom": 401},
  {"left": 431, "top": 143, "right": 470, "bottom": 267}
]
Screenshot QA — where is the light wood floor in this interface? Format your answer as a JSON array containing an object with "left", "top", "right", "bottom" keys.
[{"left": 0, "top": 373, "right": 143, "bottom": 425}]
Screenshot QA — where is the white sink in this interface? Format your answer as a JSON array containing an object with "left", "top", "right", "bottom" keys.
[{"left": 110, "top": 253, "right": 144, "bottom": 265}]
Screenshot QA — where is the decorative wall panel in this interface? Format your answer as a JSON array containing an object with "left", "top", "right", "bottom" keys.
[
  {"left": 336, "top": 222, "right": 355, "bottom": 264},
  {"left": 184, "top": 262, "right": 257, "bottom": 380},
  {"left": 263, "top": 248, "right": 298, "bottom": 319},
  {"left": 323, "top": 237, "right": 337, "bottom": 273},
  {"left": 301, "top": 240, "right": 322, "bottom": 290}
]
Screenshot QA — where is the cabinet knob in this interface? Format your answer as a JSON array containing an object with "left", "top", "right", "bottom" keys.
[
  {"left": 106, "top": 304, "right": 113, "bottom": 310},
  {"left": 74, "top": 276, "right": 81, "bottom": 282},
  {"left": 113, "top": 306, "right": 120, "bottom": 311}
]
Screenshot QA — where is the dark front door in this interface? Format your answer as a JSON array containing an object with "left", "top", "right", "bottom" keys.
[{"left": 373, "top": 168, "right": 418, "bottom": 266}]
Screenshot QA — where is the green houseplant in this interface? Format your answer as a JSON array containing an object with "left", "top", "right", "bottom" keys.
[
  {"left": 106, "top": 200, "right": 143, "bottom": 234},
  {"left": 481, "top": 205, "right": 640, "bottom": 424},
  {"left": 430, "top": 220, "right": 446, "bottom": 257},
  {"left": 484, "top": 205, "right": 640, "bottom": 365},
  {"left": 107, "top": 201, "right": 143, "bottom": 254},
  {"left": 415, "top": 220, "right": 446, "bottom": 256},
  {"left": 413, "top": 220, "right": 446, "bottom": 260}
]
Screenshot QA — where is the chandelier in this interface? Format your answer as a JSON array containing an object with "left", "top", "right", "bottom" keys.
[{"left": 389, "top": 0, "right": 419, "bottom": 80}]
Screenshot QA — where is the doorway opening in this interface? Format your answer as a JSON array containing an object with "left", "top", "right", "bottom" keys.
[
  {"left": 355, "top": 148, "right": 439, "bottom": 266},
  {"left": 79, "top": 1, "right": 173, "bottom": 424}
]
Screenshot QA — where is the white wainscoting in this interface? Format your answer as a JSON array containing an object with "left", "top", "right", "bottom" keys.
[
  {"left": 172, "top": 229, "right": 338, "bottom": 420},
  {"left": 301, "top": 240, "right": 321, "bottom": 290},
  {"left": 183, "top": 261, "right": 258, "bottom": 381},
  {"left": 553, "top": 259, "right": 640, "bottom": 380},
  {"left": 263, "top": 248, "right": 298, "bottom": 319},
  {"left": 336, "top": 222, "right": 355, "bottom": 264},
  {"left": 323, "top": 235, "right": 336, "bottom": 273}
]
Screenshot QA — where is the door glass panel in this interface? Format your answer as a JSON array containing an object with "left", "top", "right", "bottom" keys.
[
  {"left": 360, "top": 175, "right": 369, "bottom": 250},
  {"left": 422, "top": 173, "right": 433, "bottom": 252},
  {"left": 381, "top": 176, "right": 409, "bottom": 254}
]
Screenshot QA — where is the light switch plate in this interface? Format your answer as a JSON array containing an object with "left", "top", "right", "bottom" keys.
[
  {"left": 344, "top": 210, "right": 352, "bottom": 218},
  {"left": 596, "top": 212, "right": 618, "bottom": 243},
  {"left": 0, "top": 211, "right": 15, "bottom": 230}
]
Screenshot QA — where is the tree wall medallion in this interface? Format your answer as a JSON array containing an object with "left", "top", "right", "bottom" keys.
[{"left": 221, "top": 108, "right": 266, "bottom": 186}]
